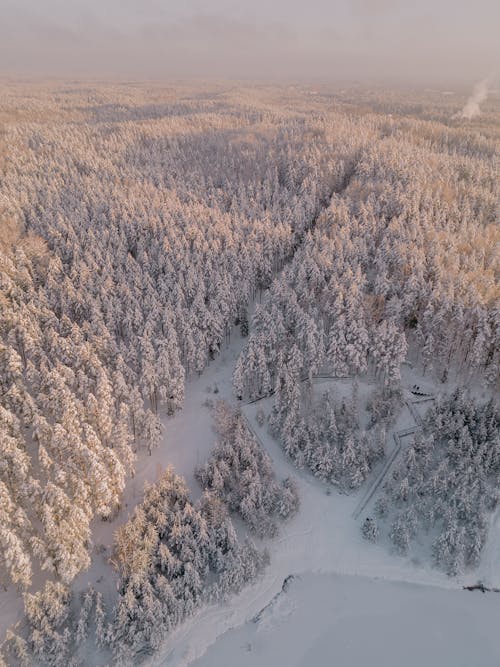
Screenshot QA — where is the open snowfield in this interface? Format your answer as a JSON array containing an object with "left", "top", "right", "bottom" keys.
[
  {"left": 145, "top": 358, "right": 498, "bottom": 667},
  {"left": 194, "top": 572, "right": 500, "bottom": 667}
]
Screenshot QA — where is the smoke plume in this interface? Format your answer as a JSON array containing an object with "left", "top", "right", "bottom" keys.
[{"left": 456, "top": 76, "right": 492, "bottom": 119}]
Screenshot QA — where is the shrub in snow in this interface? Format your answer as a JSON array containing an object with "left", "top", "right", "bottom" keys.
[
  {"left": 367, "top": 385, "right": 403, "bottom": 427},
  {"left": 374, "top": 496, "right": 389, "bottom": 518},
  {"left": 362, "top": 516, "right": 379, "bottom": 543}
]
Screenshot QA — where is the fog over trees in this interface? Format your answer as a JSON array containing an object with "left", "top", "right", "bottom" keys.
[{"left": 1, "top": 0, "right": 497, "bottom": 83}]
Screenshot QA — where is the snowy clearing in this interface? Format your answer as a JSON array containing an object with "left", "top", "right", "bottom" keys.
[
  {"left": 148, "top": 384, "right": 492, "bottom": 667},
  {"left": 194, "top": 572, "right": 500, "bottom": 667},
  {"left": 1, "top": 304, "right": 496, "bottom": 664}
]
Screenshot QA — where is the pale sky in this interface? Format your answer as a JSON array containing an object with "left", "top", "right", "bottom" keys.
[{"left": 0, "top": 0, "right": 498, "bottom": 83}]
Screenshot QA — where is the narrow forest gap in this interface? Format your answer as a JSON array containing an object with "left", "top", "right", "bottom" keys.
[
  {"left": 0, "top": 109, "right": 364, "bottom": 658},
  {"left": 104, "top": 142, "right": 354, "bottom": 531},
  {"left": 45, "top": 143, "right": 358, "bottom": 654}
]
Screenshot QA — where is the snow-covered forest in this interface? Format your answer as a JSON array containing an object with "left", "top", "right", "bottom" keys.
[
  {"left": 370, "top": 390, "right": 499, "bottom": 575},
  {"left": 196, "top": 401, "right": 299, "bottom": 537},
  {"left": 0, "top": 82, "right": 498, "bottom": 666}
]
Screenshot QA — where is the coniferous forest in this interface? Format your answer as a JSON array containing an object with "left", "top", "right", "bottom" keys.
[{"left": 0, "top": 82, "right": 498, "bottom": 666}]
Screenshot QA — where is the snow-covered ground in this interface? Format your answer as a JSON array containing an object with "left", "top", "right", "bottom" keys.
[
  {"left": 1, "top": 308, "right": 497, "bottom": 665},
  {"left": 0, "top": 327, "right": 247, "bottom": 644},
  {"left": 150, "top": 385, "right": 492, "bottom": 667},
  {"left": 478, "top": 504, "right": 500, "bottom": 589},
  {"left": 194, "top": 572, "right": 500, "bottom": 667},
  {"left": 147, "top": 364, "right": 499, "bottom": 667}
]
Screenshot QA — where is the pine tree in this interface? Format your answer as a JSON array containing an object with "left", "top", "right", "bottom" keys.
[{"left": 362, "top": 516, "right": 379, "bottom": 542}]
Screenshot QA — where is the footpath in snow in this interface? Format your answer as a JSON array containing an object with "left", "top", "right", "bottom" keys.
[
  {"left": 0, "top": 321, "right": 246, "bottom": 644},
  {"left": 150, "top": 385, "right": 492, "bottom": 667},
  {"left": 1, "top": 299, "right": 497, "bottom": 667}
]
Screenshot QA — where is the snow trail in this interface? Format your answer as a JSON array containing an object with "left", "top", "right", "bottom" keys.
[
  {"left": 151, "top": 396, "right": 460, "bottom": 667},
  {"left": 146, "top": 169, "right": 488, "bottom": 667}
]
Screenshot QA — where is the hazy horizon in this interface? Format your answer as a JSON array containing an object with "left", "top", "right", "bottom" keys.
[{"left": 0, "top": 0, "right": 498, "bottom": 85}]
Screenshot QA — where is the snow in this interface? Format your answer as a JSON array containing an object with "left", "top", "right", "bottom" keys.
[
  {"left": 478, "top": 504, "right": 500, "bottom": 589},
  {"left": 0, "top": 327, "right": 246, "bottom": 645},
  {"left": 1, "top": 308, "right": 497, "bottom": 665},
  {"left": 194, "top": 573, "right": 500, "bottom": 667},
  {"left": 147, "top": 387, "right": 465, "bottom": 667},
  {"left": 146, "top": 365, "right": 497, "bottom": 667}
]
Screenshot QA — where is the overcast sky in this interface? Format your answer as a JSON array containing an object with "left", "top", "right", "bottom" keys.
[{"left": 0, "top": 0, "right": 498, "bottom": 83}]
